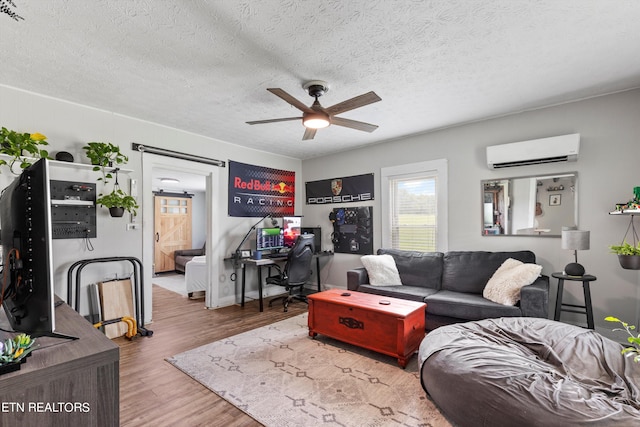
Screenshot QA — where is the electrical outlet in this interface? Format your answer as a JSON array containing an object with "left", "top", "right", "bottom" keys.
[{"left": 126, "top": 223, "right": 139, "bottom": 231}]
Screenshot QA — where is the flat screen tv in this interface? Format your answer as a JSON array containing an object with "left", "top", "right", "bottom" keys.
[
  {"left": 256, "top": 227, "right": 284, "bottom": 251},
  {"left": 0, "top": 158, "right": 75, "bottom": 339},
  {"left": 282, "top": 216, "right": 301, "bottom": 248}
]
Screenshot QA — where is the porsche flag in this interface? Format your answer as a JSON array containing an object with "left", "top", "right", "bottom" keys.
[{"left": 305, "top": 173, "right": 374, "bottom": 205}]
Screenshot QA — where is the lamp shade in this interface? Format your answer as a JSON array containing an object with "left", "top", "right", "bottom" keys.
[
  {"left": 561, "top": 230, "right": 590, "bottom": 250},
  {"left": 561, "top": 229, "right": 590, "bottom": 276}
]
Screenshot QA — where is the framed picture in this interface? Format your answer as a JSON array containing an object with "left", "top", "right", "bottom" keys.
[{"left": 549, "top": 194, "right": 561, "bottom": 206}]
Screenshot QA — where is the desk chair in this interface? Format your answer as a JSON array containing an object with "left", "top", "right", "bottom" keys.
[{"left": 267, "top": 234, "right": 315, "bottom": 312}]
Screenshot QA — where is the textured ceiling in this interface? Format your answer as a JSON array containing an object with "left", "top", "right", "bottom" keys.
[{"left": 2, "top": 1, "right": 640, "bottom": 160}]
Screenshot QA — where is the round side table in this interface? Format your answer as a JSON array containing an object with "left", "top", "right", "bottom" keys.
[{"left": 552, "top": 272, "right": 597, "bottom": 329}]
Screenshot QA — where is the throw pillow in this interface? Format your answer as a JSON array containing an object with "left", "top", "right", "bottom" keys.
[
  {"left": 360, "top": 254, "right": 402, "bottom": 286},
  {"left": 483, "top": 258, "right": 542, "bottom": 305}
]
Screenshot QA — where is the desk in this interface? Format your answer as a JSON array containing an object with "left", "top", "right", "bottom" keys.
[
  {"left": 552, "top": 272, "right": 597, "bottom": 329},
  {"left": 239, "top": 252, "right": 333, "bottom": 312},
  {"left": 0, "top": 299, "right": 119, "bottom": 426}
]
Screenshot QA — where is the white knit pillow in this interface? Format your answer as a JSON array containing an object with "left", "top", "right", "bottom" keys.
[
  {"left": 360, "top": 254, "right": 402, "bottom": 286},
  {"left": 483, "top": 258, "right": 542, "bottom": 305}
]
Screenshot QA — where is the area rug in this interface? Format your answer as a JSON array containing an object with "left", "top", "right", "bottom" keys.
[
  {"left": 167, "top": 313, "right": 451, "bottom": 427},
  {"left": 152, "top": 273, "right": 188, "bottom": 296}
]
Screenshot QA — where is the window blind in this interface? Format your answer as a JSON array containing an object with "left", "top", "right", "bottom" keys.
[{"left": 389, "top": 175, "right": 437, "bottom": 251}]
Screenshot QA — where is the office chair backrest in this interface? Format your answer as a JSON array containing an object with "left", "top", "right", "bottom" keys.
[{"left": 284, "top": 234, "right": 315, "bottom": 286}]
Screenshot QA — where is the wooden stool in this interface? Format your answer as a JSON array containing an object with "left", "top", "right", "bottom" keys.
[{"left": 552, "top": 272, "right": 597, "bottom": 329}]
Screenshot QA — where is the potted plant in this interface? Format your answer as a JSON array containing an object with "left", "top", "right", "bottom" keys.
[
  {"left": 609, "top": 241, "right": 640, "bottom": 270},
  {"left": 96, "top": 188, "right": 138, "bottom": 217},
  {"left": 0, "top": 127, "right": 50, "bottom": 173},
  {"left": 605, "top": 316, "right": 640, "bottom": 362},
  {"left": 82, "top": 142, "right": 128, "bottom": 183},
  {"left": 0, "top": 333, "right": 37, "bottom": 374}
]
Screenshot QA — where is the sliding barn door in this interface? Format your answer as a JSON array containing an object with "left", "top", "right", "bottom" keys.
[{"left": 154, "top": 195, "right": 192, "bottom": 273}]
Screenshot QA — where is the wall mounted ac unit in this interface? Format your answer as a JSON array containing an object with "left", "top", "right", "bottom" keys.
[{"left": 486, "top": 133, "right": 580, "bottom": 169}]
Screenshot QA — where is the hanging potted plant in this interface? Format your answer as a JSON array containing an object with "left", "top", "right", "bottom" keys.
[
  {"left": 96, "top": 187, "right": 138, "bottom": 218},
  {"left": 0, "top": 127, "right": 50, "bottom": 173},
  {"left": 82, "top": 142, "right": 128, "bottom": 183},
  {"left": 610, "top": 241, "right": 640, "bottom": 270}
]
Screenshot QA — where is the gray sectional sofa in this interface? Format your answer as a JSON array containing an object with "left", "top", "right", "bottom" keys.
[{"left": 347, "top": 249, "right": 549, "bottom": 331}]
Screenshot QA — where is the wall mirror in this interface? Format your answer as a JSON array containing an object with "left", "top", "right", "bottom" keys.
[{"left": 481, "top": 172, "right": 577, "bottom": 237}]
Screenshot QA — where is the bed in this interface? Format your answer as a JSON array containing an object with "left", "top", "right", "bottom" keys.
[{"left": 185, "top": 255, "right": 207, "bottom": 296}]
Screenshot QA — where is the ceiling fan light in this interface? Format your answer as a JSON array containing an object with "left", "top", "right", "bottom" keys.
[
  {"left": 160, "top": 177, "right": 180, "bottom": 184},
  {"left": 303, "top": 113, "right": 330, "bottom": 129}
]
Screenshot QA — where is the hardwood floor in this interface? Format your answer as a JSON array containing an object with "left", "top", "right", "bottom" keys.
[{"left": 116, "top": 285, "right": 307, "bottom": 426}]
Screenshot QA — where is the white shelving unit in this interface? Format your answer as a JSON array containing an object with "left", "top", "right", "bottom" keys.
[
  {"left": 609, "top": 209, "right": 640, "bottom": 215},
  {"left": 0, "top": 154, "right": 133, "bottom": 174}
]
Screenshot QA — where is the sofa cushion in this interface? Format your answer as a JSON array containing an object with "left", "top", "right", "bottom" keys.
[
  {"left": 377, "top": 249, "right": 444, "bottom": 289},
  {"left": 360, "top": 254, "right": 402, "bottom": 286},
  {"left": 483, "top": 258, "right": 542, "bottom": 305},
  {"left": 356, "top": 284, "right": 438, "bottom": 302},
  {"left": 441, "top": 251, "right": 536, "bottom": 294},
  {"left": 425, "top": 290, "right": 522, "bottom": 320}
]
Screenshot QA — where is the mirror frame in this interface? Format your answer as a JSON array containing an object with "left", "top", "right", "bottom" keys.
[{"left": 481, "top": 172, "right": 578, "bottom": 237}]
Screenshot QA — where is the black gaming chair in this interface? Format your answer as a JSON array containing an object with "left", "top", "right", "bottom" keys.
[{"left": 266, "top": 234, "right": 315, "bottom": 312}]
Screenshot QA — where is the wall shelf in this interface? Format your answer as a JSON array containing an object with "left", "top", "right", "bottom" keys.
[
  {"left": 609, "top": 209, "right": 640, "bottom": 215},
  {"left": 0, "top": 154, "right": 133, "bottom": 174}
]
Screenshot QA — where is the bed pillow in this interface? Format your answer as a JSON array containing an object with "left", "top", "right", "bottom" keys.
[
  {"left": 483, "top": 258, "right": 542, "bottom": 305},
  {"left": 361, "top": 254, "right": 403, "bottom": 286}
]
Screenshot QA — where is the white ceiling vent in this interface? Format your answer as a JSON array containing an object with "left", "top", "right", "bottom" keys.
[{"left": 486, "top": 134, "right": 580, "bottom": 169}]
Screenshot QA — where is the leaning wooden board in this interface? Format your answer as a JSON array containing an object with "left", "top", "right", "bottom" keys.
[{"left": 99, "top": 279, "right": 134, "bottom": 338}]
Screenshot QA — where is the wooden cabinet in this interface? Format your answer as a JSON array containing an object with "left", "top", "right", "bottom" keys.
[{"left": 0, "top": 300, "right": 119, "bottom": 427}]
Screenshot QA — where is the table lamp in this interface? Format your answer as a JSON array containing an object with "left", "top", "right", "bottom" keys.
[{"left": 561, "top": 228, "right": 590, "bottom": 276}]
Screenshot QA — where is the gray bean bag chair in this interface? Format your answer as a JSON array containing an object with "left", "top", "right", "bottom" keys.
[{"left": 419, "top": 317, "right": 640, "bottom": 426}]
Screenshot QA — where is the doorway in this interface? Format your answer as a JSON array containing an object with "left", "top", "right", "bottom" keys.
[{"left": 141, "top": 156, "right": 220, "bottom": 323}]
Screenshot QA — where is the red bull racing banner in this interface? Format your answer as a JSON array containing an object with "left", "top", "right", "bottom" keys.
[
  {"left": 305, "top": 173, "right": 374, "bottom": 205},
  {"left": 228, "top": 161, "right": 295, "bottom": 217}
]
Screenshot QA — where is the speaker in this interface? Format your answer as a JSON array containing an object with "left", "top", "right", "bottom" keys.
[
  {"left": 564, "top": 262, "right": 585, "bottom": 277},
  {"left": 55, "top": 151, "right": 74, "bottom": 162}
]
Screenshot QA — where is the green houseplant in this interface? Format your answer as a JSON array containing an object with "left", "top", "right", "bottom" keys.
[
  {"left": 84, "top": 142, "right": 138, "bottom": 217},
  {"left": 0, "top": 127, "right": 50, "bottom": 173},
  {"left": 96, "top": 188, "right": 138, "bottom": 217},
  {"left": 82, "top": 142, "right": 128, "bottom": 183},
  {"left": 605, "top": 316, "right": 640, "bottom": 362},
  {"left": 610, "top": 241, "right": 640, "bottom": 270}
]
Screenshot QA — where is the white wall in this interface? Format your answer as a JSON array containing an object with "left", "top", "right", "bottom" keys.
[
  {"left": 0, "top": 84, "right": 302, "bottom": 323},
  {"left": 302, "top": 89, "right": 640, "bottom": 339}
]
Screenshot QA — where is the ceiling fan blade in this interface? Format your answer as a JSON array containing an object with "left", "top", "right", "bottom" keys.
[
  {"left": 331, "top": 116, "right": 379, "bottom": 133},
  {"left": 324, "top": 91, "right": 381, "bottom": 116},
  {"left": 246, "top": 117, "right": 301, "bottom": 125},
  {"left": 267, "top": 88, "right": 313, "bottom": 113},
  {"left": 302, "top": 128, "right": 317, "bottom": 140}
]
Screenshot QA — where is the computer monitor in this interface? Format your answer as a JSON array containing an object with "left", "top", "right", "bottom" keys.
[
  {"left": 0, "top": 159, "right": 75, "bottom": 339},
  {"left": 256, "top": 227, "right": 285, "bottom": 251},
  {"left": 300, "top": 227, "right": 321, "bottom": 253},
  {"left": 282, "top": 216, "right": 301, "bottom": 248}
]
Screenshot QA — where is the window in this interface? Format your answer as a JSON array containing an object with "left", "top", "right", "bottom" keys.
[{"left": 381, "top": 159, "right": 448, "bottom": 252}]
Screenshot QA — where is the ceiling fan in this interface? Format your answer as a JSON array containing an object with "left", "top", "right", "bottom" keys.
[{"left": 246, "top": 80, "right": 381, "bottom": 140}]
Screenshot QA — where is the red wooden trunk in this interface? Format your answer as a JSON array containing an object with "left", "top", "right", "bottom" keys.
[{"left": 307, "top": 289, "right": 426, "bottom": 368}]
